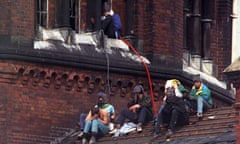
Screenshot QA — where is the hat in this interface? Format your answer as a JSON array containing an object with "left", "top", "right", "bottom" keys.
[
  {"left": 133, "top": 85, "right": 144, "bottom": 93},
  {"left": 193, "top": 75, "right": 201, "bottom": 82},
  {"left": 97, "top": 92, "right": 106, "bottom": 97}
]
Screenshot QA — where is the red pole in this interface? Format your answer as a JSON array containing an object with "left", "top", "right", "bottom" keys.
[{"left": 120, "top": 38, "right": 157, "bottom": 116}]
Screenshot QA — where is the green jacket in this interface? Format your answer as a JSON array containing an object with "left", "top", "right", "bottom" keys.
[{"left": 190, "top": 83, "right": 212, "bottom": 105}]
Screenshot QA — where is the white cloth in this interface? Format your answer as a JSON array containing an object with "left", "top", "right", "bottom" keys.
[{"left": 113, "top": 122, "right": 137, "bottom": 137}]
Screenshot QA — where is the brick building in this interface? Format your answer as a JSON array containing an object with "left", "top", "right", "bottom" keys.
[{"left": 0, "top": 0, "right": 236, "bottom": 143}]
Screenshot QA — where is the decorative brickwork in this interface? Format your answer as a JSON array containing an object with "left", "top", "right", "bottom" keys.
[{"left": 0, "top": 60, "right": 166, "bottom": 143}]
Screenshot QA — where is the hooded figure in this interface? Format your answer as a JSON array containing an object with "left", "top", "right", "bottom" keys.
[{"left": 97, "top": 92, "right": 107, "bottom": 108}]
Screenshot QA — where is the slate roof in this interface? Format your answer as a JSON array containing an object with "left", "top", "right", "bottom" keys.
[{"left": 50, "top": 106, "right": 237, "bottom": 144}]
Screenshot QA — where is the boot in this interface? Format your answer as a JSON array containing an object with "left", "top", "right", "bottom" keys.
[{"left": 82, "top": 133, "right": 89, "bottom": 144}]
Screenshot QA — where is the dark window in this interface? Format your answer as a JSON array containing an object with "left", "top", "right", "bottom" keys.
[
  {"left": 86, "top": 0, "right": 109, "bottom": 32},
  {"left": 36, "top": 0, "right": 48, "bottom": 27},
  {"left": 69, "top": 0, "right": 78, "bottom": 31}
]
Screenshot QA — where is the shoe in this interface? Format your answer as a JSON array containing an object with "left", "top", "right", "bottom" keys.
[
  {"left": 153, "top": 132, "right": 161, "bottom": 139},
  {"left": 77, "top": 131, "right": 84, "bottom": 138},
  {"left": 112, "top": 129, "right": 120, "bottom": 138},
  {"left": 109, "top": 128, "right": 118, "bottom": 134},
  {"left": 136, "top": 124, "right": 142, "bottom": 132},
  {"left": 89, "top": 136, "right": 96, "bottom": 144},
  {"left": 82, "top": 137, "right": 88, "bottom": 144},
  {"left": 197, "top": 113, "right": 203, "bottom": 119},
  {"left": 166, "top": 129, "right": 173, "bottom": 138}
]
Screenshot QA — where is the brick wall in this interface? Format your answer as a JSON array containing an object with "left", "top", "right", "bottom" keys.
[
  {"left": 0, "top": 0, "right": 233, "bottom": 78},
  {"left": 211, "top": 0, "right": 232, "bottom": 80},
  {"left": 231, "top": 79, "right": 240, "bottom": 144},
  {"left": 0, "top": 0, "right": 34, "bottom": 47},
  {"left": 0, "top": 60, "right": 166, "bottom": 143},
  {"left": 78, "top": 0, "right": 184, "bottom": 61},
  {"left": 0, "top": 1, "right": 11, "bottom": 36},
  {"left": 150, "top": 0, "right": 184, "bottom": 67},
  {"left": 48, "top": 0, "right": 56, "bottom": 28},
  {"left": 134, "top": 0, "right": 153, "bottom": 53},
  {"left": 0, "top": 59, "right": 232, "bottom": 143},
  {"left": 0, "top": 1, "right": 12, "bottom": 46}
]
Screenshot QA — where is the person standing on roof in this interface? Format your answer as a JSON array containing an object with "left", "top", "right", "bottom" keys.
[{"left": 189, "top": 75, "right": 212, "bottom": 119}]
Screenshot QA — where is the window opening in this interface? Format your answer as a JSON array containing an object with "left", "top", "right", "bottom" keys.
[{"left": 36, "top": 0, "right": 48, "bottom": 28}]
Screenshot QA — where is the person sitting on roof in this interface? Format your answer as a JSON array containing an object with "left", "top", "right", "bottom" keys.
[
  {"left": 115, "top": 84, "right": 153, "bottom": 134},
  {"left": 81, "top": 104, "right": 108, "bottom": 144},
  {"left": 101, "top": 2, "right": 122, "bottom": 39},
  {"left": 189, "top": 75, "right": 212, "bottom": 119},
  {"left": 79, "top": 92, "right": 115, "bottom": 144},
  {"left": 153, "top": 79, "right": 189, "bottom": 139}
]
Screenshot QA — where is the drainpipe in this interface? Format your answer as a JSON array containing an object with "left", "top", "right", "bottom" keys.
[{"left": 192, "top": 0, "right": 201, "bottom": 55}]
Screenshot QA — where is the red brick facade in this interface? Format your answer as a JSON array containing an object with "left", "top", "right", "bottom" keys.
[
  {"left": 210, "top": 0, "right": 233, "bottom": 80},
  {"left": 0, "top": 0, "right": 232, "bottom": 80},
  {"left": 0, "top": 0, "right": 235, "bottom": 143},
  {"left": 230, "top": 79, "right": 240, "bottom": 144},
  {"left": 0, "top": 60, "right": 167, "bottom": 143},
  {"left": 0, "top": 0, "right": 35, "bottom": 47}
]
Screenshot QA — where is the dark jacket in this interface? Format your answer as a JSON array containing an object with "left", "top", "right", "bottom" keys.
[
  {"left": 165, "top": 95, "right": 187, "bottom": 113},
  {"left": 127, "top": 95, "right": 153, "bottom": 115},
  {"left": 102, "top": 15, "right": 115, "bottom": 38}
]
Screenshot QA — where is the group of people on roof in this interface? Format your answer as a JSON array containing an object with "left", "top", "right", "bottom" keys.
[{"left": 77, "top": 75, "right": 212, "bottom": 144}]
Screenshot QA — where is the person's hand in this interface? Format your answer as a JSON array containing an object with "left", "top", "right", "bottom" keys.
[
  {"left": 92, "top": 113, "right": 99, "bottom": 119},
  {"left": 110, "top": 114, "right": 115, "bottom": 120},
  {"left": 129, "top": 104, "right": 141, "bottom": 112},
  {"left": 134, "top": 104, "right": 141, "bottom": 109}
]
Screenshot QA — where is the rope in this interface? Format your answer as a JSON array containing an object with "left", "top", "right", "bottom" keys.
[
  {"left": 99, "top": 30, "right": 111, "bottom": 103},
  {"left": 120, "top": 37, "right": 157, "bottom": 116}
]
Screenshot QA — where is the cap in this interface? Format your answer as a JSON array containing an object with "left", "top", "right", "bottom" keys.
[
  {"left": 97, "top": 92, "right": 106, "bottom": 97},
  {"left": 133, "top": 85, "right": 144, "bottom": 93},
  {"left": 193, "top": 75, "right": 201, "bottom": 82}
]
